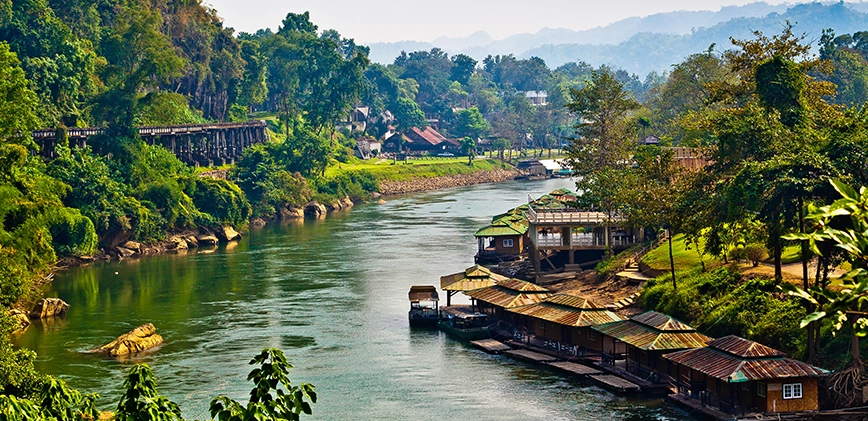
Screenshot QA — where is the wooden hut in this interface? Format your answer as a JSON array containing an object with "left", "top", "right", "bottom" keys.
[
  {"left": 463, "top": 279, "right": 550, "bottom": 322},
  {"left": 506, "top": 294, "right": 622, "bottom": 352},
  {"left": 592, "top": 311, "right": 711, "bottom": 379},
  {"left": 663, "top": 335, "right": 828, "bottom": 415},
  {"left": 474, "top": 214, "right": 528, "bottom": 263},
  {"left": 440, "top": 265, "right": 508, "bottom": 306}
]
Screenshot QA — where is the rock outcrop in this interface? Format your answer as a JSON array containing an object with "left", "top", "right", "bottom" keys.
[
  {"left": 279, "top": 206, "right": 304, "bottom": 220},
  {"left": 121, "top": 241, "right": 142, "bottom": 253},
  {"left": 116, "top": 247, "right": 135, "bottom": 258},
  {"left": 304, "top": 201, "right": 327, "bottom": 218},
  {"left": 30, "top": 298, "right": 70, "bottom": 319},
  {"left": 167, "top": 235, "right": 188, "bottom": 250},
  {"left": 216, "top": 225, "right": 241, "bottom": 242},
  {"left": 196, "top": 234, "right": 219, "bottom": 246},
  {"left": 98, "top": 323, "right": 164, "bottom": 357},
  {"left": 9, "top": 310, "right": 30, "bottom": 332}
]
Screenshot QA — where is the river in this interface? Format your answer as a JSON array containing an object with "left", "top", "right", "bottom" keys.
[{"left": 15, "top": 178, "right": 694, "bottom": 421}]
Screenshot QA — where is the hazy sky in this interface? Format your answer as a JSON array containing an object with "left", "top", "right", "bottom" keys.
[{"left": 202, "top": 0, "right": 848, "bottom": 43}]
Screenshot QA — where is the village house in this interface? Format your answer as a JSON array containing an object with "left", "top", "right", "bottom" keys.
[
  {"left": 474, "top": 213, "right": 528, "bottom": 263},
  {"left": 663, "top": 335, "right": 828, "bottom": 415},
  {"left": 506, "top": 294, "right": 622, "bottom": 352},
  {"left": 440, "top": 265, "right": 508, "bottom": 306},
  {"left": 524, "top": 90, "right": 548, "bottom": 106},
  {"left": 592, "top": 311, "right": 711, "bottom": 381},
  {"left": 383, "top": 126, "right": 459, "bottom": 154},
  {"left": 463, "top": 278, "right": 550, "bottom": 322}
]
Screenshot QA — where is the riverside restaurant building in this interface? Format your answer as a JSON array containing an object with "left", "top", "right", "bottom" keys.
[{"left": 663, "top": 335, "right": 828, "bottom": 415}]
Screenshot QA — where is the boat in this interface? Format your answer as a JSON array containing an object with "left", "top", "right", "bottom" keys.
[
  {"left": 408, "top": 285, "right": 439, "bottom": 327},
  {"left": 437, "top": 305, "right": 492, "bottom": 341}
]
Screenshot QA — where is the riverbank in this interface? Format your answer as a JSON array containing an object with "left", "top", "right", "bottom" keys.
[{"left": 378, "top": 167, "right": 520, "bottom": 195}]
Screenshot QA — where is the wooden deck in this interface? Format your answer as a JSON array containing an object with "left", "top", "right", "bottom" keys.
[
  {"left": 504, "top": 349, "right": 558, "bottom": 363},
  {"left": 547, "top": 361, "right": 601, "bottom": 377},
  {"left": 470, "top": 339, "right": 511, "bottom": 354},
  {"left": 590, "top": 374, "right": 640, "bottom": 393}
]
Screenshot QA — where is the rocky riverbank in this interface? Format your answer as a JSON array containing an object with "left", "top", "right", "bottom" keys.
[{"left": 378, "top": 168, "right": 520, "bottom": 195}]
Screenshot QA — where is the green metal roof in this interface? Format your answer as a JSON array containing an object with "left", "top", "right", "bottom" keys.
[{"left": 475, "top": 214, "right": 529, "bottom": 237}]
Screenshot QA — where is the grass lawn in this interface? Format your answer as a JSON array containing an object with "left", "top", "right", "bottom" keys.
[
  {"left": 642, "top": 234, "right": 721, "bottom": 272},
  {"left": 325, "top": 157, "right": 511, "bottom": 181}
]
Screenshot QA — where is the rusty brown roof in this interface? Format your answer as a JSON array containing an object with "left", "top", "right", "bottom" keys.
[
  {"left": 592, "top": 312, "right": 711, "bottom": 351},
  {"left": 630, "top": 311, "right": 696, "bottom": 331},
  {"left": 409, "top": 285, "right": 439, "bottom": 302},
  {"left": 465, "top": 285, "right": 551, "bottom": 309},
  {"left": 506, "top": 294, "right": 623, "bottom": 327},
  {"left": 663, "top": 336, "right": 829, "bottom": 383},
  {"left": 707, "top": 335, "right": 785, "bottom": 358},
  {"left": 440, "top": 265, "right": 510, "bottom": 291}
]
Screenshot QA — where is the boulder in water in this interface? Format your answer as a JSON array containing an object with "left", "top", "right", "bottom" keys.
[
  {"left": 304, "top": 201, "right": 327, "bottom": 218},
  {"left": 98, "top": 323, "right": 164, "bottom": 357},
  {"left": 116, "top": 246, "right": 135, "bottom": 258},
  {"left": 216, "top": 225, "right": 241, "bottom": 242},
  {"left": 29, "top": 298, "right": 70, "bottom": 319},
  {"left": 167, "top": 235, "right": 188, "bottom": 250},
  {"left": 197, "top": 234, "right": 219, "bottom": 246},
  {"left": 9, "top": 310, "right": 30, "bottom": 332},
  {"left": 121, "top": 241, "right": 142, "bottom": 252}
]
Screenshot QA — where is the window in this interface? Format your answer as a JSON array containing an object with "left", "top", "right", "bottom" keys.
[
  {"left": 783, "top": 383, "right": 802, "bottom": 399},
  {"left": 588, "top": 329, "right": 597, "bottom": 341},
  {"left": 757, "top": 382, "right": 766, "bottom": 397},
  {"left": 741, "top": 383, "right": 749, "bottom": 392},
  {"left": 503, "top": 239, "right": 514, "bottom": 248},
  {"left": 539, "top": 320, "right": 546, "bottom": 330}
]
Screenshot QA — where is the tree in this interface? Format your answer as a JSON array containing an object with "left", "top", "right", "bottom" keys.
[
  {"left": 0, "top": 42, "right": 40, "bottom": 148},
  {"left": 92, "top": 4, "right": 185, "bottom": 136},
  {"left": 459, "top": 137, "right": 476, "bottom": 164},
  {"left": 453, "top": 107, "right": 490, "bottom": 140},
  {"left": 450, "top": 54, "right": 476, "bottom": 85},
  {"left": 210, "top": 349, "right": 316, "bottom": 421},
  {"left": 565, "top": 69, "right": 640, "bottom": 174},
  {"left": 783, "top": 181, "right": 868, "bottom": 407}
]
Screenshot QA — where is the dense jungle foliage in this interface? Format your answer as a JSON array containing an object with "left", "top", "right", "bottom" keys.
[{"left": 5, "top": 0, "right": 868, "bottom": 415}]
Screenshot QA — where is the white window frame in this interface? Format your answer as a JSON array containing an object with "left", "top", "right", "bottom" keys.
[
  {"left": 783, "top": 383, "right": 802, "bottom": 399},
  {"left": 503, "top": 239, "right": 514, "bottom": 248},
  {"left": 757, "top": 382, "right": 767, "bottom": 398}
]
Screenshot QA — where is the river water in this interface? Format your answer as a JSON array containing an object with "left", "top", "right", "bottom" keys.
[{"left": 16, "top": 178, "right": 693, "bottom": 421}]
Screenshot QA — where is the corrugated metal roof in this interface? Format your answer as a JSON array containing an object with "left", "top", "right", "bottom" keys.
[
  {"left": 663, "top": 342, "right": 829, "bottom": 383},
  {"left": 707, "top": 335, "right": 785, "bottom": 358},
  {"left": 474, "top": 214, "right": 529, "bottom": 237},
  {"left": 495, "top": 278, "right": 549, "bottom": 292},
  {"left": 506, "top": 294, "right": 623, "bottom": 327},
  {"left": 631, "top": 311, "right": 696, "bottom": 332},
  {"left": 544, "top": 294, "right": 605, "bottom": 310},
  {"left": 592, "top": 317, "right": 711, "bottom": 351},
  {"left": 440, "top": 265, "right": 508, "bottom": 291},
  {"left": 465, "top": 287, "right": 552, "bottom": 308},
  {"left": 409, "top": 286, "right": 439, "bottom": 302}
]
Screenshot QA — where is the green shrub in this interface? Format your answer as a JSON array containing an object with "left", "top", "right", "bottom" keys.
[
  {"left": 137, "top": 180, "right": 197, "bottom": 229},
  {"left": 227, "top": 103, "right": 248, "bottom": 123},
  {"left": 46, "top": 208, "right": 97, "bottom": 257},
  {"left": 310, "top": 171, "right": 378, "bottom": 203},
  {"left": 744, "top": 243, "right": 768, "bottom": 266},
  {"left": 186, "top": 178, "right": 251, "bottom": 229}
]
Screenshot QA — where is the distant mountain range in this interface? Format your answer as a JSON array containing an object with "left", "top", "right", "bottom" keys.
[{"left": 368, "top": 1, "right": 868, "bottom": 76}]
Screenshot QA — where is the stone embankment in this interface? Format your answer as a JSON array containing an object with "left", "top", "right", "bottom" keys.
[{"left": 378, "top": 168, "right": 520, "bottom": 195}]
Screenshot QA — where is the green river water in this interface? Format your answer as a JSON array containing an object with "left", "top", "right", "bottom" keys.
[{"left": 15, "top": 178, "right": 695, "bottom": 421}]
